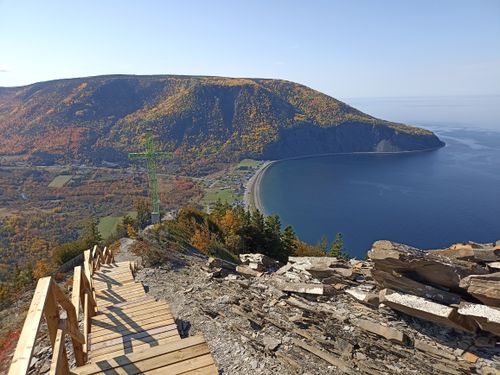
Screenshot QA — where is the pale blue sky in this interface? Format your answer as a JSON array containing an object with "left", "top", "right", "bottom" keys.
[{"left": 0, "top": 0, "right": 499, "bottom": 98}]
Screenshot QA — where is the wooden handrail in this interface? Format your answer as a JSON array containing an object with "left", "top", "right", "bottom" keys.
[{"left": 8, "top": 245, "right": 113, "bottom": 375}]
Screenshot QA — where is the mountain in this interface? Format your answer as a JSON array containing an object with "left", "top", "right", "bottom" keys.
[{"left": 0, "top": 75, "right": 444, "bottom": 168}]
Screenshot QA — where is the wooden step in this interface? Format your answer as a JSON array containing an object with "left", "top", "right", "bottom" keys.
[
  {"left": 72, "top": 335, "right": 217, "bottom": 375},
  {"left": 91, "top": 310, "right": 175, "bottom": 339},
  {"left": 90, "top": 329, "right": 181, "bottom": 361}
]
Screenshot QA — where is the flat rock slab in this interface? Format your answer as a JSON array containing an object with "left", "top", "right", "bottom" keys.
[
  {"left": 372, "top": 269, "right": 462, "bottom": 305},
  {"left": 281, "top": 282, "right": 333, "bottom": 295},
  {"left": 457, "top": 303, "right": 500, "bottom": 337},
  {"left": 379, "top": 289, "right": 476, "bottom": 333},
  {"left": 355, "top": 319, "right": 406, "bottom": 344},
  {"left": 459, "top": 273, "right": 500, "bottom": 307}
]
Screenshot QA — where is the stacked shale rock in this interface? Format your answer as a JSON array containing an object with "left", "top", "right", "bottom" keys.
[
  {"left": 198, "top": 241, "right": 500, "bottom": 374},
  {"left": 369, "top": 240, "right": 500, "bottom": 337}
]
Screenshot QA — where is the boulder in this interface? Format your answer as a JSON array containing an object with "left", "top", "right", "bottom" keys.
[
  {"left": 459, "top": 273, "right": 500, "bottom": 307},
  {"left": 379, "top": 289, "right": 477, "bottom": 333},
  {"left": 368, "top": 240, "right": 488, "bottom": 291},
  {"left": 371, "top": 269, "right": 462, "bottom": 305}
]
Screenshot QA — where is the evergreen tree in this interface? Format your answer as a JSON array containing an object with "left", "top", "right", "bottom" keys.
[
  {"left": 281, "top": 225, "right": 297, "bottom": 258},
  {"left": 264, "top": 215, "right": 283, "bottom": 261},
  {"left": 329, "top": 232, "right": 348, "bottom": 259},
  {"left": 315, "top": 235, "right": 329, "bottom": 255},
  {"left": 81, "top": 218, "right": 102, "bottom": 248}
]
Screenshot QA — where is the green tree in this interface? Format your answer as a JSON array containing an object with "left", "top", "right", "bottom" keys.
[
  {"left": 329, "top": 232, "right": 349, "bottom": 259},
  {"left": 315, "top": 235, "right": 329, "bottom": 255},
  {"left": 281, "top": 225, "right": 297, "bottom": 258},
  {"left": 81, "top": 218, "right": 102, "bottom": 248}
]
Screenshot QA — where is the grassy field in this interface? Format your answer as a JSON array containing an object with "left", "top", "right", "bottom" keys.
[
  {"left": 200, "top": 188, "right": 237, "bottom": 207},
  {"left": 48, "top": 175, "right": 73, "bottom": 188},
  {"left": 98, "top": 211, "right": 137, "bottom": 239},
  {"left": 237, "top": 159, "right": 260, "bottom": 169}
]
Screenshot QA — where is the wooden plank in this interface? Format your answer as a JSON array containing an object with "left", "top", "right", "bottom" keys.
[
  {"left": 95, "top": 290, "right": 146, "bottom": 304},
  {"left": 97, "top": 294, "right": 149, "bottom": 309},
  {"left": 72, "top": 266, "right": 82, "bottom": 317},
  {"left": 51, "top": 281, "right": 85, "bottom": 345},
  {"left": 91, "top": 313, "right": 175, "bottom": 339},
  {"left": 145, "top": 357, "right": 217, "bottom": 375},
  {"left": 92, "top": 279, "right": 135, "bottom": 290},
  {"left": 98, "top": 295, "right": 155, "bottom": 311},
  {"left": 95, "top": 288, "right": 145, "bottom": 301},
  {"left": 90, "top": 332, "right": 181, "bottom": 361},
  {"left": 83, "top": 292, "right": 89, "bottom": 356},
  {"left": 93, "top": 272, "right": 134, "bottom": 281},
  {"left": 91, "top": 302, "right": 171, "bottom": 325},
  {"left": 45, "top": 284, "right": 70, "bottom": 374},
  {"left": 118, "top": 348, "right": 212, "bottom": 375},
  {"left": 175, "top": 363, "right": 218, "bottom": 375},
  {"left": 92, "top": 276, "right": 135, "bottom": 288},
  {"left": 90, "top": 325, "right": 178, "bottom": 351},
  {"left": 91, "top": 318, "right": 176, "bottom": 344},
  {"left": 91, "top": 309, "right": 173, "bottom": 333},
  {"left": 96, "top": 291, "right": 146, "bottom": 307},
  {"left": 95, "top": 266, "right": 133, "bottom": 275},
  {"left": 8, "top": 277, "right": 52, "bottom": 375},
  {"left": 49, "top": 320, "right": 67, "bottom": 375},
  {"left": 73, "top": 336, "right": 208, "bottom": 375},
  {"left": 94, "top": 283, "right": 144, "bottom": 296},
  {"left": 81, "top": 269, "right": 96, "bottom": 316}
]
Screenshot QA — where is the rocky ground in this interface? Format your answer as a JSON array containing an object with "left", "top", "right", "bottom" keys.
[
  {"left": 130, "top": 240, "right": 500, "bottom": 375},
  {"left": 2, "top": 238, "right": 500, "bottom": 374}
]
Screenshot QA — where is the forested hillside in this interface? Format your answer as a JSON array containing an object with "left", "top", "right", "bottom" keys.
[{"left": 0, "top": 75, "right": 443, "bottom": 171}]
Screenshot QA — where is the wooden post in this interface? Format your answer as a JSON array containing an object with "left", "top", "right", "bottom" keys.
[
  {"left": 49, "top": 320, "right": 68, "bottom": 375},
  {"left": 83, "top": 292, "right": 90, "bottom": 356},
  {"left": 45, "top": 283, "right": 69, "bottom": 374},
  {"left": 51, "top": 281, "right": 85, "bottom": 366},
  {"left": 8, "top": 277, "right": 52, "bottom": 375}
]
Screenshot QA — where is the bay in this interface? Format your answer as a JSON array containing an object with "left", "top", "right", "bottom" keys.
[{"left": 259, "top": 97, "right": 500, "bottom": 258}]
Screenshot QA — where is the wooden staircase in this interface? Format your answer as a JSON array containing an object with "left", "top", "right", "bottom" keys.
[{"left": 8, "top": 246, "right": 218, "bottom": 375}]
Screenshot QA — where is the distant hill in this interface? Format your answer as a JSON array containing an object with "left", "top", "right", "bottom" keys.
[{"left": 0, "top": 75, "right": 444, "bottom": 170}]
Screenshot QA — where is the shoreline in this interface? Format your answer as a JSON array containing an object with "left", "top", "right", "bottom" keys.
[
  {"left": 244, "top": 160, "right": 273, "bottom": 213},
  {"left": 242, "top": 146, "right": 443, "bottom": 214}
]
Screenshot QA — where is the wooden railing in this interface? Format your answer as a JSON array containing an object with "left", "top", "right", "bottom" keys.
[{"left": 8, "top": 245, "right": 114, "bottom": 375}]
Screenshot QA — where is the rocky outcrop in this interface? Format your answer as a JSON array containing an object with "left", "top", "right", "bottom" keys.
[
  {"left": 110, "top": 234, "right": 500, "bottom": 375},
  {"left": 460, "top": 273, "right": 500, "bottom": 307},
  {"left": 369, "top": 240, "right": 500, "bottom": 340},
  {"left": 368, "top": 240, "right": 489, "bottom": 291}
]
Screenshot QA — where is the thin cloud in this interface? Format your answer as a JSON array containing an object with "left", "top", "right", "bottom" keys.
[{"left": 0, "top": 69, "right": 7, "bottom": 73}]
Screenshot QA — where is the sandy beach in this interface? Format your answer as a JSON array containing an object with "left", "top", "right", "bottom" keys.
[{"left": 244, "top": 160, "right": 273, "bottom": 213}]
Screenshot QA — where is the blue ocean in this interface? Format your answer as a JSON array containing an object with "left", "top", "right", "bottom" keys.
[{"left": 259, "top": 96, "right": 500, "bottom": 258}]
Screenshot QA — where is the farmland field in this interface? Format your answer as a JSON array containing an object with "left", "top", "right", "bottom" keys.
[
  {"left": 98, "top": 211, "right": 137, "bottom": 238},
  {"left": 48, "top": 175, "right": 73, "bottom": 188},
  {"left": 200, "top": 187, "right": 237, "bottom": 207},
  {"left": 237, "top": 159, "right": 260, "bottom": 169}
]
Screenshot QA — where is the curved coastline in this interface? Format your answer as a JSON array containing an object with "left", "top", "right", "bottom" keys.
[
  {"left": 243, "top": 145, "right": 444, "bottom": 215},
  {"left": 244, "top": 160, "right": 273, "bottom": 214}
]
